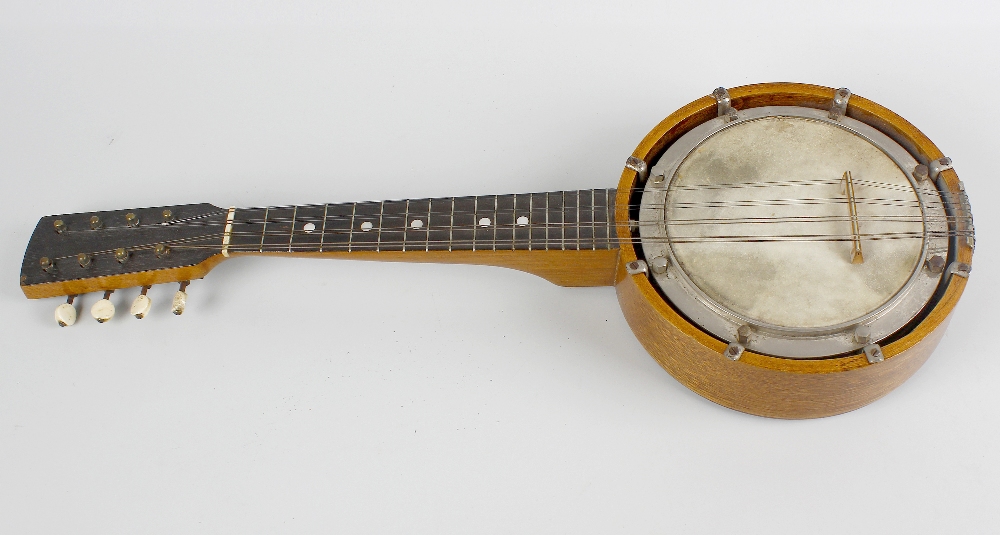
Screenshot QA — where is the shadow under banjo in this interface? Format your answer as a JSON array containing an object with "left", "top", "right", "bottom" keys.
[{"left": 19, "top": 83, "right": 975, "bottom": 418}]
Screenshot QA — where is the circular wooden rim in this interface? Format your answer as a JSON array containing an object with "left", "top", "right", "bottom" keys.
[{"left": 615, "top": 82, "right": 972, "bottom": 375}]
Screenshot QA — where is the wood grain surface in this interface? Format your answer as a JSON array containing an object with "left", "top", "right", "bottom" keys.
[
  {"left": 21, "top": 82, "right": 972, "bottom": 419},
  {"left": 613, "top": 82, "right": 973, "bottom": 418},
  {"left": 21, "top": 248, "right": 622, "bottom": 299}
]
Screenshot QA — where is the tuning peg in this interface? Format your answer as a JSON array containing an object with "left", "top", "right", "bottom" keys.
[
  {"left": 91, "top": 290, "right": 115, "bottom": 323},
  {"left": 171, "top": 281, "right": 190, "bottom": 315},
  {"left": 55, "top": 295, "right": 78, "bottom": 327},
  {"left": 131, "top": 286, "right": 152, "bottom": 319}
]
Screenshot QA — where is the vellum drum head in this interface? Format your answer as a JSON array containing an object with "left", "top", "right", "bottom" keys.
[{"left": 639, "top": 107, "right": 949, "bottom": 358}]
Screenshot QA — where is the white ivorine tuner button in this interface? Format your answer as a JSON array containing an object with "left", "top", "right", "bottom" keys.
[
  {"left": 55, "top": 303, "right": 77, "bottom": 327},
  {"left": 171, "top": 291, "right": 187, "bottom": 315},
  {"left": 91, "top": 298, "right": 115, "bottom": 323},
  {"left": 131, "top": 294, "right": 152, "bottom": 319}
]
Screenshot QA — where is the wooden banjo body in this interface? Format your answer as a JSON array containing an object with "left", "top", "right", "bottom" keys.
[
  {"left": 614, "top": 83, "right": 973, "bottom": 418},
  {"left": 19, "top": 82, "right": 974, "bottom": 419}
]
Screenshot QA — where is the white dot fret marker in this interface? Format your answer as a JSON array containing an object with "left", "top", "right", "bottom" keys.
[
  {"left": 516, "top": 216, "right": 529, "bottom": 226},
  {"left": 360, "top": 221, "right": 373, "bottom": 232},
  {"left": 479, "top": 217, "right": 491, "bottom": 227},
  {"left": 303, "top": 222, "right": 316, "bottom": 233},
  {"left": 411, "top": 219, "right": 424, "bottom": 229}
]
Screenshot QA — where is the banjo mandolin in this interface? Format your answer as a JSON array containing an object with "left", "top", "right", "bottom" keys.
[{"left": 19, "top": 83, "right": 975, "bottom": 419}]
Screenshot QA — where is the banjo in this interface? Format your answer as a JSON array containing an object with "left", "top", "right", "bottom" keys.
[{"left": 19, "top": 83, "right": 975, "bottom": 419}]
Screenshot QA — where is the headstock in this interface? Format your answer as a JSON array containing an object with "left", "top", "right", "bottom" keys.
[{"left": 20, "top": 203, "right": 228, "bottom": 324}]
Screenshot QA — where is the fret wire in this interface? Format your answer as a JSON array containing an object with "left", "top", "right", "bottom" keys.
[
  {"left": 528, "top": 193, "right": 533, "bottom": 252},
  {"left": 319, "top": 203, "right": 329, "bottom": 253},
  {"left": 545, "top": 192, "right": 549, "bottom": 251},
  {"left": 449, "top": 197, "right": 455, "bottom": 252},
  {"left": 591, "top": 190, "right": 597, "bottom": 251},
  {"left": 599, "top": 189, "right": 605, "bottom": 249},
  {"left": 348, "top": 202, "right": 356, "bottom": 252},
  {"left": 473, "top": 195, "right": 478, "bottom": 252},
  {"left": 403, "top": 199, "right": 410, "bottom": 252},
  {"left": 606, "top": 189, "right": 613, "bottom": 250},
  {"left": 576, "top": 189, "right": 581, "bottom": 251},
  {"left": 511, "top": 193, "right": 517, "bottom": 251},
  {"left": 425, "top": 198, "right": 432, "bottom": 252},
  {"left": 597, "top": 188, "right": 605, "bottom": 250},
  {"left": 259, "top": 207, "right": 269, "bottom": 253},
  {"left": 376, "top": 200, "right": 384, "bottom": 252},
  {"left": 561, "top": 191, "right": 566, "bottom": 251},
  {"left": 287, "top": 205, "right": 298, "bottom": 252}
]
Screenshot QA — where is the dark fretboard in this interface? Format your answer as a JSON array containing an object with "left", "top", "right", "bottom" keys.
[{"left": 225, "top": 189, "right": 618, "bottom": 253}]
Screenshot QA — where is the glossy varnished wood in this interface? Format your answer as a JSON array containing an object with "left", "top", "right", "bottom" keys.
[
  {"left": 21, "top": 190, "right": 621, "bottom": 298},
  {"left": 21, "top": 255, "right": 229, "bottom": 299},
  {"left": 22, "top": 247, "right": 621, "bottom": 299},
  {"left": 19, "top": 82, "right": 969, "bottom": 418},
  {"left": 614, "top": 82, "right": 973, "bottom": 418},
  {"left": 240, "top": 249, "right": 621, "bottom": 287}
]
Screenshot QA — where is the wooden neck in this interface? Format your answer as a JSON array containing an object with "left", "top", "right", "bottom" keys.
[
  {"left": 19, "top": 190, "right": 622, "bottom": 300},
  {"left": 226, "top": 189, "right": 618, "bottom": 254}
]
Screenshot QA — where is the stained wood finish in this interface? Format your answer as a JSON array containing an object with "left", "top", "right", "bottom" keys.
[
  {"left": 21, "top": 249, "right": 620, "bottom": 299},
  {"left": 20, "top": 256, "right": 229, "bottom": 299},
  {"left": 614, "top": 82, "right": 973, "bottom": 418},
  {"left": 20, "top": 190, "right": 621, "bottom": 298},
  {"left": 238, "top": 249, "right": 620, "bottom": 287},
  {"left": 20, "top": 82, "right": 971, "bottom": 419}
]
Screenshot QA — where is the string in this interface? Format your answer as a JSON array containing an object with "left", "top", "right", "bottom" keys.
[
  {"left": 87, "top": 184, "right": 954, "bottom": 229},
  {"left": 666, "top": 177, "right": 944, "bottom": 196},
  {"left": 46, "top": 182, "right": 973, "bottom": 259},
  {"left": 63, "top": 212, "right": 966, "bottom": 239},
  {"left": 66, "top": 199, "right": 967, "bottom": 235},
  {"left": 57, "top": 179, "right": 968, "bottom": 238},
  {"left": 143, "top": 232, "right": 970, "bottom": 250},
  {"left": 51, "top": 224, "right": 975, "bottom": 261}
]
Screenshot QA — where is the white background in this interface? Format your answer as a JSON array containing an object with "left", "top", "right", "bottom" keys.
[{"left": 1, "top": 1, "right": 998, "bottom": 533}]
